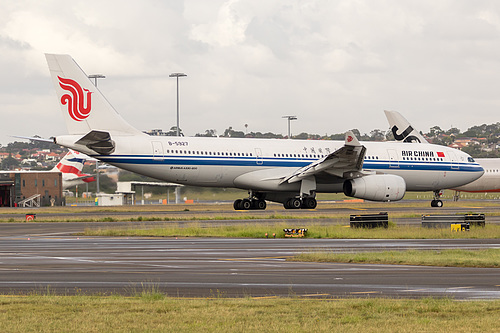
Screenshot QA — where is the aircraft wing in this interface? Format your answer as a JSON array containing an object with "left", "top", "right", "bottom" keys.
[{"left": 280, "top": 131, "right": 366, "bottom": 184}]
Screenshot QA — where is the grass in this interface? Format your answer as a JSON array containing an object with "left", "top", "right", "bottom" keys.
[
  {"left": 291, "top": 248, "right": 500, "bottom": 268},
  {"left": 0, "top": 295, "right": 498, "bottom": 332},
  {"left": 2, "top": 197, "right": 500, "bottom": 218},
  {"left": 81, "top": 223, "right": 500, "bottom": 239},
  {"left": 82, "top": 222, "right": 292, "bottom": 238}
]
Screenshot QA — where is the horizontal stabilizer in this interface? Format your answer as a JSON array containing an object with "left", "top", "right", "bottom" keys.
[
  {"left": 66, "top": 174, "right": 95, "bottom": 182},
  {"left": 11, "top": 135, "right": 54, "bottom": 143},
  {"left": 75, "top": 130, "right": 115, "bottom": 155}
]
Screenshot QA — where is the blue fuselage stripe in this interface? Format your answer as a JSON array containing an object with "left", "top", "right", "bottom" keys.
[{"left": 96, "top": 155, "right": 483, "bottom": 173}]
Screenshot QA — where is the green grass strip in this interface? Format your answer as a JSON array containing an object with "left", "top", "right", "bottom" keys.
[
  {"left": 0, "top": 295, "right": 498, "bottom": 332},
  {"left": 81, "top": 223, "right": 500, "bottom": 239},
  {"left": 291, "top": 249, "right": 500, "bottom": 268}
]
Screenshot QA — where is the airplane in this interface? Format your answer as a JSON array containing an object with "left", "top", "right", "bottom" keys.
[
  {"left": 44, "top": 54, "right": 484, "bottom": 210},
  {"left": 384, "top": 110, "right": 500, "bottom": 199},
  {"left": 0, "top": 149, "right": 95, "bottom": 191},
  {"left": 53, "top": 149, "right": 96, "bottom": 189}
]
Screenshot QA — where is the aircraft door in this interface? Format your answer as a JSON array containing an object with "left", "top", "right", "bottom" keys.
[
  {"left": 387, "top": 149, "right": 399, "bottom": 168},
  {"left": 152, "top": 141, "right": 164, "bottom": 161},
  {"left": 449, "top": 151, "right": 459, "bottom": 170},
  {"left": 255, "top": 148, "right": 263, "bottom": 165}
]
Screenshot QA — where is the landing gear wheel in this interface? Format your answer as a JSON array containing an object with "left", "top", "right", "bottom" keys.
[
  {"left": 255, "top": 199, "right": 266, "bottom": 210},
  {"left": 233, "top": 199, "right": 242, "bottom": 210},
  {"left": 241, "top": 199, "right": 252, "bottom": 210},
  {"left": 431, "top": 190, "right": 444, "bottom": 208},
  {"left": 302, "top": 197, "right": 317, "bottom": 209},
  {"left": 285, "top": 198, "right": 301, "bottom": 209},
  {"left": 431, "top": 200, "right": 443, "bottom": 208}
]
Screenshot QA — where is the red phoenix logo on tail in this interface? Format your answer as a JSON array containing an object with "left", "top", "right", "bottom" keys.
[{"left": 58, "top": 76, "right": 93, "bottom": 121}]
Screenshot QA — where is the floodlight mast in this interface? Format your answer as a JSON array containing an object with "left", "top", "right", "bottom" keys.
[
  {"left": 88, "top": 74, "right": 106, "bottom": 195},
  {"left": 169, "top": 73, "right": 187, "bottom": 136},
  {"left": 282, "top": 115, "right": 297, "bottom": 138},
  {"left": 88, "top": 74, "right": 106, "bottom": 87}
]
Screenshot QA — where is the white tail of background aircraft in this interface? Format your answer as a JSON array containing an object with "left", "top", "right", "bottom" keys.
[
  {"left": 51, "top": 150, "right": 95, "bottom": 189},
  {"left": 45, "top": 54, "right": 484, "bottom": 209},
  {"left": 385, "top": 110, "right": 428, "bottom": 143}
]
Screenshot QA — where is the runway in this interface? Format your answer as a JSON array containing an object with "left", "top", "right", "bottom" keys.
[
  {"left": 1, "top": 221, "right": 499, "bottom": 299},
  {"left": 2, "top": 202, "right": 500, "bottom": 226}
]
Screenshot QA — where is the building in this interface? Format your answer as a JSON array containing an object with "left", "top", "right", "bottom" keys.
[{"left": 0, "top": 171, "right": 63, "bottom": 207}]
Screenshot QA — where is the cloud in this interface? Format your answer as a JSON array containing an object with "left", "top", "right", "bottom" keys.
[{"left": 2, "top": 0, "right": 500, "bottom": 145}]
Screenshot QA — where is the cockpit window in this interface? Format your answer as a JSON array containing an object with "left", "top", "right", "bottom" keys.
[{"left": 468, "top": 157, "right": 475, "bottom": 162}]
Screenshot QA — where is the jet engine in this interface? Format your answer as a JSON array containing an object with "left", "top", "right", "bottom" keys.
[{"left": 343, "top": 174, "right": 406, "bottom": 201}]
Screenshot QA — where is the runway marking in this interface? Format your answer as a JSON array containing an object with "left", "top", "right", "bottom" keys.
[
  {"left": 350, "top": 291, "right": 380, "bottom": 294},
  {"left": 350, "top": 208, "right": 367, "bottom": 211},
  {"left": 300, "top": 293, "right": 330, "bottom": 297},
  {"left": 403, "top": 289, "right": 429, "bottom": 292},
  {"left": 220, "top": 256, "right": 290, "bottom": 261},
  {"left": 448, "top": 286, "right": 474, "bottom": 290}
]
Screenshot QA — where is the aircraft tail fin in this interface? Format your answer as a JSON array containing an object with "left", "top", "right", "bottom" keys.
[
  {"left": 384, "top": 110, "right": 428, "bottom": 143},
  {"left": 51, "top": 149, "right": 87, "bottom": 175},
  {"left": 45, "top": 54, "right": 143, "bottom": 136}
]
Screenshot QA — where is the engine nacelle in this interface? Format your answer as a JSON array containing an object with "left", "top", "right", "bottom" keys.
[{"left": 343, "top": 174, "right": 406, "bottom": 202}]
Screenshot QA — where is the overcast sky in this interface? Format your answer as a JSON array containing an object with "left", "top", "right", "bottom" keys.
[{"left": 2, "top": 0, "right": 500, "bottom": 145}]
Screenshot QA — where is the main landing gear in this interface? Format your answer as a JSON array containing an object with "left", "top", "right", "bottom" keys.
[
  {"left": 283, "top": 196, "right": 317, "bottom": 209},
  {"left": 431, "top": 190, "right": 443, "bottom": 207},
  {"left": 233, "top": 191, "right": 267, "bottom": 210},
  {"left": 233, "top": 198, "right": 267, "bottom": 210}
]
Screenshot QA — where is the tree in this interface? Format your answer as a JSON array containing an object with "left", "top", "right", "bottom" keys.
[
  {"left": 446, "top": 127, "right": 460, "bottom": 136},
  {"left": 428, "top": 126, "right": 443, "bottom": 137},
  {"left": 222, "top": 127, "right": 245, "bottom": 138},
  {"left": 1, "top": 154, "right": 19, "bottom": 170},
  {"left": 294, "top": 132, "right": 309, "bottom": 140},
  {"left": 195, "top": 129, "right": 217, "bottom": 137},
  {"left": 164, "top": 126, "right": 184, "bottom": 136},
  {"left": 370, "top": 129, "right": 386, "bottom": 141}
]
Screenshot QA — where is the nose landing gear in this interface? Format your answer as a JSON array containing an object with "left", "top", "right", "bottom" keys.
[{"left": 431, "top": 190, "right": 443, "bottom": 207}]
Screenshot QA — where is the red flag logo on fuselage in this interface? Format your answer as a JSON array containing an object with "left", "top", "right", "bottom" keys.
[
  {"left": 437, "top": 152, "right": 445, "bottom": 157},
  {"left": 58, "top": 76, "right": 93, "bottom": 121}
]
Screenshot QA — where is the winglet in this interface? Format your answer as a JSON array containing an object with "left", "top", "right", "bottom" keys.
[{"left": 345, "top": 131, "right": 361, "bottom": 146}]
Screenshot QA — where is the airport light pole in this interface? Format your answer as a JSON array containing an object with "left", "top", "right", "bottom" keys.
[
  {"left": 282, "top": 115, "right": 297, "bottom": 138},
  {"left": 169, "top": 73, "right": 187, "bottom": 136},
  {"left": 88, "top": 74, "right": 106, "bottom": 196},
  {"left": 88, "top": 74, "right": 106, "bottom": 87}
]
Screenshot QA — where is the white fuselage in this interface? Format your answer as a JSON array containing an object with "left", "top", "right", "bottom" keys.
[
  {"left": 57, "top": 134, "right": 483, "bottom": 194},
  {"left": 453, "top": 158, "right": 500, "bottom": 192}
]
